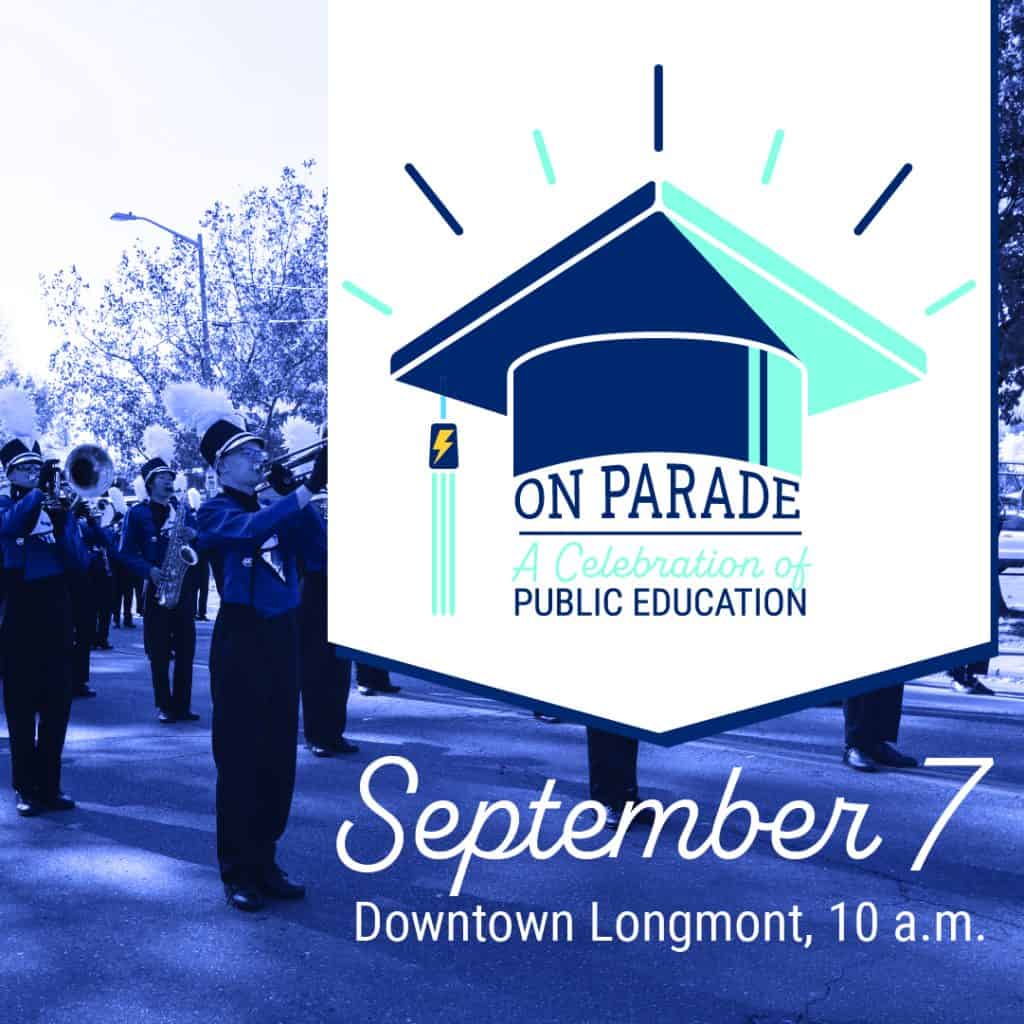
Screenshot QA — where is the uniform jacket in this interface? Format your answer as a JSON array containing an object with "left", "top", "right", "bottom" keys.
[
  {"left": 198, "top": 488, "right": 318, "bottom": 618},
  {"left": 0, "top": 488, "right": 91, "bottom": 581},
  {"left": 118, "top": 498, "right": 198, "bottom": 581}
]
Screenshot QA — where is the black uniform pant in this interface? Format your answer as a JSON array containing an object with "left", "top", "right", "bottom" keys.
[
  {"left": 143, "top": 584, "right": 197, "bottom": 714},
  {"left": 586, "top": 728, "right": 639, "bottom": 809},
  {"left": 194, "top": 557, "right": 210, "bottom": 619},
  {"left": 112, "top": 565, "right": 132, "bottom": 624},
  {"left": 2, "top": 577, "right": 74, "bottom": 798},
  {"left": 843, "top": 684, "right": 904, "bottom": 749},
  {"left": 92, "top": 565, "right": 114, "bottom": 645},
  {"left": 210, "top": 604, "right": 300, "bottom": 885},
  {"left": 299, "top": 572, "right": 349, "bottom": 746},
  {"left": 70, "top": 576, "right": 94, "bottom": 689}
]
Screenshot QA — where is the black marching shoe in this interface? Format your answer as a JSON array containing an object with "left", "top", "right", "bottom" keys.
[
  {"left": 843, "top": 746, "right": 878, "bottom": 772},
  {"left": 358, "top": 681, "right": 401, "bottom": 696},
  {"left": 602, "top": 802, "right": 659, "bottom": 831},
  {"left": 952, "top": 676, "right": 995, "bottom": 696},
  {"left": 15, "top": 791, "right": 42, "bottom": 817},
  {"left": 39, "top": 792, "right": 76, "bottom": 811},
  {"left": 177, "top": 711, "right": 200, "bottom": 722},
  {"left": 73, "top": 686, "right": 97, "bottom": 699},
  {"left": 261, "top": 865, "right": 306, "bottom": 901},
  {"left": 95, "top": 640, "right": 113, "bottom": 651},
  {"left": 868, "top": 742, "right": 918, "bottom": 768},
  {"left": 330, "top": 738, "right": 360, "bottom": 755},
  {"left": 224, "top": 883, "right": 265, "bottom": 913},
  {"left": 158, "top": 710, "right": 177, "bottom": 724},
  {"left": 306, "top": 743, "right": 333, "bottom": 758}
]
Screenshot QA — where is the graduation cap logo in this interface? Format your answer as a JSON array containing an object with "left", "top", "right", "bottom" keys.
[{"left": 393, "top": 180, "right": 925, "bottom": 480}]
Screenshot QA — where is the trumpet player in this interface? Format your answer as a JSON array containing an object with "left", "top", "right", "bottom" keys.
[
  {"left": 119, "top": 426, "right": 200, "bottom": 724},
  {"left": 0, "top": 387, "right": 91, "bottom": 817},
  {"left": 165, "top": 383, "right": 325, "bottom": 913}
]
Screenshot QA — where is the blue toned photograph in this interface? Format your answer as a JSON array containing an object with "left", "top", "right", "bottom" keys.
[{"left": 0, "top": 3, "right": 1021, "bottom": 1023}]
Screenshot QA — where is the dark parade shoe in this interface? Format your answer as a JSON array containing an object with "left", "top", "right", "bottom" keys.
[
  {"left": 224, "top": 883, "right": 265, "bottom": 913},
  {"left": 330, "top": 738, "right": 360, "bottom": 755},
  {"left": 39, "top": 792, "right": 76, "bottom": 811},
  {"left": 358, "top": 682, "right": 402, "bottom": 696},
  {"left": 306, "top": 743, "right": 333, "bottom": 758},
  {"left": 157, "top": 710, "right": 177, "bottom": 724},
  {"left": 124, "top": 620, "right": 136, "bottom": 629},
  {"left": 842, "top": 747, "right": 878, "bottom": 772},
  {"left": 73, "top": 686, "right": 97, "bottom": 699},
  {"left": 177, "top": 711, "right": 200, "bottom": 722},
  {"left": 260, "top": 866, "right": 306, "bottom": 901},
  {"left": 15, "top": 792, "right": 43, "bottom": 817},
  {"left": 868, "top": 742, "right": 918, "bottom": 768},
  {"left": 602, "top": 803, "right": 658, "bottom": 831},
  {"left": 533, "top": 711, "right": 562, "bottom": 724},
  {"left": 95, "top": 640, "right": 113, "bottom": 651},
  {"left": 952, "top": 676, "right": 995, "bottom": 695}
]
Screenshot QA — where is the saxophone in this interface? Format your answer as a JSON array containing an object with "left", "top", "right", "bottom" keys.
[{"left": 156, "top": 500, "right": 199, "bottom": 609}]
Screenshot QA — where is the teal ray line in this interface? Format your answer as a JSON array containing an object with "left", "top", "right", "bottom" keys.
[
  {"left": 341, "top": 280, "right": 392, "bottom": 315},
  {"left": 761, "top": 129, "right": 784, "bottom": 185},
  {"left": 448, "top": 474, "right": 456, "bottom": 615},
  {"left": 925, "top": 280, "right": 977, "bottom": 316},
  {"left": 431, "top": 473, "right": 439, "bottom": 616},
  {"left": 533, "top": 130, "right": 556, "bottom": 185}
]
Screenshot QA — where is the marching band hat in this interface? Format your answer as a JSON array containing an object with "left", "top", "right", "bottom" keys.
[
  {"left": 140, "top": 424, "right": 177, "bottom": 485},
  {"left": 0, "top": 387, "right": 43, "bottom": 472},
  {"left": 163, "top": 383, "right": 264, "bottom": 466},
  {"left": 390, "top": 181, "right": 927, "bottom": 477}
]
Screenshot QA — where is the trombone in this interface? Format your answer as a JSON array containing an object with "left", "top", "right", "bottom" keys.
[{"left": 254, "top": 439, "right": 326, "bottom": 494}]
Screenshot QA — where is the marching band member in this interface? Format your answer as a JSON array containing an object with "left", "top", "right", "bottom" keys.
[
  {"left": 67, "top": 459, "right": 98, "bottom": 699},
  {"left": 0, "top": 387, "right": 90, "bottom": 817},
  {"left": 165, "top": 383, "right": 326, "bottom": 913},
  {"left": 188, "top": 488, "right": 212, "bottom": 621},
  {"left": 86, "top": 497, "right": 117, "bottom": 651},
  {"left": 281, "top": 416, "right": 357, "bottom": 758},
  {"left": 107, "top": 485, "right": 137, "bottom": 630},
  {"left": 119, "top": 426, "right": 200, "bottom": 724}
]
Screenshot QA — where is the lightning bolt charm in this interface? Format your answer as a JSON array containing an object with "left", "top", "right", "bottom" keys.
[{"left": 432, "top": 428, "right": 454, "bottom": 465}]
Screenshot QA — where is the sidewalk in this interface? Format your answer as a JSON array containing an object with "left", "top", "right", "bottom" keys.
[{"left": 1, "top": 617, "right": 1022, "bottom": 1024}]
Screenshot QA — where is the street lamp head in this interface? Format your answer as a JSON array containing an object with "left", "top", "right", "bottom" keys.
[{"left": 109, "top": 212, "right": 136, "bottom": 222}]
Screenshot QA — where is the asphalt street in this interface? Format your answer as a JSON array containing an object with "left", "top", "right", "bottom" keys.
[{"left": 1, "top": 612, "right": 1022, "bottom": 1024}]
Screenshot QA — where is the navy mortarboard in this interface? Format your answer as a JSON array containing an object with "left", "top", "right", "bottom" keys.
[{"left": 391, "top": 181, "right": 926, "bottom": 477}]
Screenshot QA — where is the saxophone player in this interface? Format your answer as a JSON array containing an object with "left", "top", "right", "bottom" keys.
[{"left": 118, "top": 425, "right": 200, "bottom": 724}]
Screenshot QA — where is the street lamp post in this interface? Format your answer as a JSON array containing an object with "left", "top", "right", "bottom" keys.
[{"left": 110, "top": 211, "right": 212, "bottom": 383}]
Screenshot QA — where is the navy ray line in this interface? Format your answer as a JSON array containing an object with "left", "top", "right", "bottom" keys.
[
  {"left": 653, "top": 64, "right": 664, "bottom": 152},
  {"left": 404, "top": 163, "right": 464, "bottom": 236},
  {"left": 854, "top": 163, "right": 913, "bottom": 235}
]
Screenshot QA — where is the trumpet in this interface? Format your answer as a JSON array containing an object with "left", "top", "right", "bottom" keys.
[{"left": 254, "top": 438, "right": 326, "bottom": 494}]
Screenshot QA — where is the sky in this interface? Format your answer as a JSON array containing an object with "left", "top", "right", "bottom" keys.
[{"left": 0, "top": 0, "right": 326, "bottom": 377}]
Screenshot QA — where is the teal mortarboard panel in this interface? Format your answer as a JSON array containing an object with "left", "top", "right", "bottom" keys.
[{"left": 661, "top": 182, "right": 926, "bottom": 414}]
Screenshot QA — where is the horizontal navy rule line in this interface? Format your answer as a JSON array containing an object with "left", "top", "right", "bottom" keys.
[{"left": 518, "top": 530, "right": 803, "bottom": 537}]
